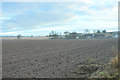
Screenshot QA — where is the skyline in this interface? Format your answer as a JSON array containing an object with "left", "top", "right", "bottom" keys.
[{"left": 1, "top": 0, "right": 118, "bottom": 36}]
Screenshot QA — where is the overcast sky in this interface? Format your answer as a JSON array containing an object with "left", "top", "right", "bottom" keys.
[{"left": 1, "top": 0, "right": 118, "bottom": 36}]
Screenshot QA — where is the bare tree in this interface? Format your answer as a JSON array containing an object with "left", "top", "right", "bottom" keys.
[
  {"left": 85, "top": 29, "right": 89, "bottom": 34},
  {"left": 17, "top": 34, "right": 22, "bottom": 39},
  {"left": 93, "top": 30, "right": 96, "bottom": 34},
  {"left": 49, "top": 31, "right": 59, "bottom": 39}
]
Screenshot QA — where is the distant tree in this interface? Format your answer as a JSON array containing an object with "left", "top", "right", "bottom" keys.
[
  {"left": 49, "top": 31, "right": 59, "bottom": 38},
  {"left": 59, "top": 32, "right": 62, "bottom": 36},
  {"left": 70, "top": 32, "right": 78, "bottom": 39},
  {"left": 93, "top": 30, "right": 96, "bottom": 34},
  {"left": 17, "top": 34, "right": 22, "bottom": 39},
  {"left": 64, "top": 31, "right": 70, "bottom": 38},
  {"left": 102, "top": 30, "right": 106, "bottom": 33},
  {"left": 85, "top": 29, "right": 89, "bottom": 34},
  {"left": 49, "top": 30, "right": 54, "bottom": 37},
  {"left": 72, "top": 32, "right": 77, "bottom": 33},
  {"left": 97, "top": 30, "right": 101, "bottom": 33},
  {"left": 31, "top": 35, "right": 33, "bottom": 37},
  {"left": 64, "top": 31, "right": 69, "bottom": 35},
  {"left": 55, "top": 32, "right": 59, "bottom": 37},
  {"left": 51, "top": 30, "right": 54, "bottom": 36},
  {"left": 49, "top": 33, "right": 51, "bottom": 37}
]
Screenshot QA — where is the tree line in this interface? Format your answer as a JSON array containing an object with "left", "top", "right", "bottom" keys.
[
  {"left": 16, "top": 29, "right": 106, "bottom": 39},
  {"left": 48, "top": 29, "right": 106, "bottom": 39}
]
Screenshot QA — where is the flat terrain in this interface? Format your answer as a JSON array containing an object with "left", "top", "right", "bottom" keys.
[
  {"left": 2, "top": 39, "right": 118, "bottom": 78},
  {"left": 1, "top": 37, "right": 49, "bottom": 40}
]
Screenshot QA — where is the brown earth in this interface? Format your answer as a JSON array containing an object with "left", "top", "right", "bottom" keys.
[{"left": 2, "top": 39, "right": 118, "bottom": 78}]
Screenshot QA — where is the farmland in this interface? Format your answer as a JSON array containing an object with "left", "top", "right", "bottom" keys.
[{"left": 2, "top": 39, "right": 118, "bottom": 78}]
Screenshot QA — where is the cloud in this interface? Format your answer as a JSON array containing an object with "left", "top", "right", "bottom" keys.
[
  {"left": 0, "top": 14, "right": 11, "bottom": 20},
  {"left": 64, "top": 15, "right": 80, "bottom": 22},
  {"left": 80, "top": 0, "right": 94, "bottom": 4},
  {"left": 1, "top": 1, "right": 118, "bottom": 36},
  {"left": 1, "top": 32, "right": 17, "bottom": 35}
]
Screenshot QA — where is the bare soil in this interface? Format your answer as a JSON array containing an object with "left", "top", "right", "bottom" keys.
[{"left": 2, "top": 39, "right": 118, "bottom": 78}]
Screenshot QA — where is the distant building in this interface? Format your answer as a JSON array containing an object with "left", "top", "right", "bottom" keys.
[
  {"left": 75, "top": 33, "right": 87, "bottom": 39},
  {"left": 94, "top": 33, "right": 105, "bottom": 38},
  {"left": 105, "top": 31, "right": 118, "bottom": 38},
  {"left": 113, "top": 34, "right": 118, "bottom": 38},
  {"left": 69, "top": 32, "right": 78, "bottom": 39},
  {"left": 84, "top": 34, "right": 93, "bottom": 39},
  {"left": 105, "top": 33, "right": 113, "bottom": 38}
]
